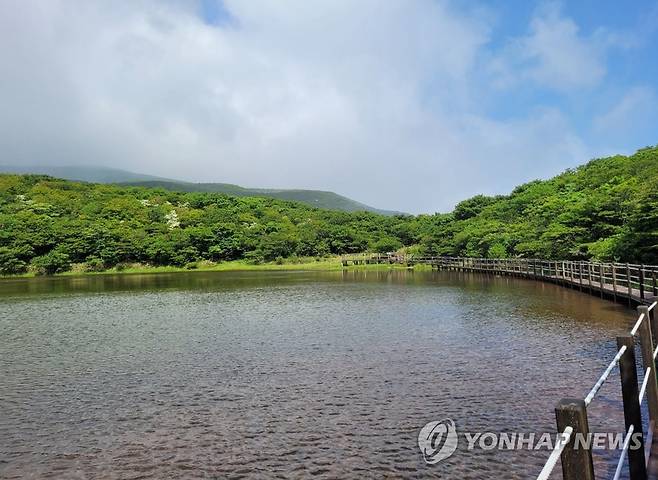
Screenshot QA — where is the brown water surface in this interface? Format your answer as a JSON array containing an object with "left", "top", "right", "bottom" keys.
[{"left": 0, "top": 270, "right": 638, "bottom": 478}]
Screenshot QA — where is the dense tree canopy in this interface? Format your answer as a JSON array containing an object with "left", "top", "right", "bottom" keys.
[
  {"left": 1, "top": 146, "right": 657, "bottom": 275},
  {"left": 0, "top": 175, "right": 412, "bottom": 274},
  {"left": 418, "top": 146, "right": 658, "bottom": 263}
]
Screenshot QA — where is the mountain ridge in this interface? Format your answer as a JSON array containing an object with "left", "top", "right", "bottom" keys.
[{"left": 0, "top": 165, "right": 403, "bottom": 215}]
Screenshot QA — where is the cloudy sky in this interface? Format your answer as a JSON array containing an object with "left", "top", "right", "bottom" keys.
[{"left": 1, "top": 0, "right": 657, "bottom": 213}]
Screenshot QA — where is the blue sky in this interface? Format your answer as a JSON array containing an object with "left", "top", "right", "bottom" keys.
[
  {"left": 483, "top": 0, "right": 658, "bottom": 150},
  {"left": 0, "top": 0, "right": 657, "bottom": 213}
]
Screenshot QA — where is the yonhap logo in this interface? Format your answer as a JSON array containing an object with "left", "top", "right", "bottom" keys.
[
  {"left": 417, "top": 418, "right": 644, "bottom": 467},
  {"left": 418, "top": 418, "right": 458, "bottom": 464}
]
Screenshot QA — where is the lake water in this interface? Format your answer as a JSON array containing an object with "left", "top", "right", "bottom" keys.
[{"left": 0, "top": 270, "right": 638, "bottom": 479}]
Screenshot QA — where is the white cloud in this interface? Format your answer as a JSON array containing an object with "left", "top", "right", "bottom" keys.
[
  {"left": 493, "top": 2, "right": 609, "bottom": 91},
  {"left": 594, "top": 86, "right": 657, "bottom": 133},
  {"left": 0, "top": 0, "right": 605, "bottom": 212},
  {"left": 588, "top": 86, "right": 658, "bottom": 155}
]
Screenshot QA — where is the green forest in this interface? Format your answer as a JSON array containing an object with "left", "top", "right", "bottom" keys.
[{"left": 1, "top": 146, "right": 657, "bottom": 275}]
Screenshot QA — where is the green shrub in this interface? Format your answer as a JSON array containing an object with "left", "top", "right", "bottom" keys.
[
  {"left": 31, "top": 250, "right": 71, "bottom": 275},
  {"left": 487, "top": 243, "right": 508, "bottom": 259},
  {"left": 0, "top": 247, "right": 28, "bottom": 275},
  {"left": 85, "top": 257, "right": 106, "bottom": 272},
  {"left": 372, "top": 237, "right": 403, "bottom": 254}
]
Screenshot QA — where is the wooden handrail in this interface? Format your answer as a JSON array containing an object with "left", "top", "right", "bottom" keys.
[{"left": 340, "top": 255, "right": 658, "bottom": 306}]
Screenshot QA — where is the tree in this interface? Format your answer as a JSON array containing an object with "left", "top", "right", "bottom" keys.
[
  {"left": 453, "top": 195, "right": 497, "bottom": 221},
  {"left": 372, "top": 237, "right": 402, "bottom": 253}
]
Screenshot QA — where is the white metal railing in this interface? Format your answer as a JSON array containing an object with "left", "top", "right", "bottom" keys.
[
  {"left": 535, "top": 303, "right": 657, "bottom": 480},
  {"left": 631, "top": 313, "right": 645, "bottom": 336},
  {"left": 536, "top": 427, "right": 574, "bottom": 480},
  {"left": 612, "top": 425, "right": 636, "bottom": 480},
  {"left": 639, "top": 367, "right": 652, "bottom": 405},
  {"left": 584, "top": 345, "right": 627, "bottom": 407}
]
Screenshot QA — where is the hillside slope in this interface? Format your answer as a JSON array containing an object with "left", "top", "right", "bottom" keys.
[
  {"left": 1, "top": 145, "right": 657, "bottom": 276},
  {"left": 414, "top": 145, "right": 658, "bottom": 262},
  {"left": 0, "top": 174, "right": 409, "bottom": 274},
  {"left": 119, "top": 180, "right": 402, "bottom": 216},
  {"left": 0, "top": 165, "right": 174, "bottom": 183},
  {"left": 0, "top": 165, "right": 399, "bottom": 215}
]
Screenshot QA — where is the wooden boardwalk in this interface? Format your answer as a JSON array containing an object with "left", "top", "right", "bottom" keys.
[{"left": 342, "top": 254, "right": 658, "bottom": 308}]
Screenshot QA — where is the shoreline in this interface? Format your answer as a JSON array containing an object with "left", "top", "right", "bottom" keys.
[{"left": 0, "top": 257, "right": 426, "bottom": 280}]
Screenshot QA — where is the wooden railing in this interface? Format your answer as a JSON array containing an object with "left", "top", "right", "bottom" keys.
[
  {"left": 341, "top": 255, "right": 658, "bottom": 304},
  {"left": 535, "top": 302, "right": 658, "bottom": 480}
]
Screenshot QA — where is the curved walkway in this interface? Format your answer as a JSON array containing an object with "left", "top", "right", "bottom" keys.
[{"left": 342, "top": 254, "right": 658, "bottom": 307}]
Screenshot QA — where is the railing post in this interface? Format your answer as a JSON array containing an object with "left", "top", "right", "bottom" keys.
[
  {"left": 564, "top": 261, "right": 568, "bottom": 284},
  {"left": 555, "top": 398, "right": 595, "bottom": 480},
  {"left": 527, "top": 259, "right": 531, "bottom": 277},
  {"left": 617, "top": 335, "right": 648, "bottom": 480},
  {"left": 640, "top": 266, "right": 645, "bottom": 300},
  {"left": 564, "top": 261, "right": 568, "bottom": 283},
  {"left": 613, "top": 265, "right": 618, "bottom": 302},
  {"left": 628, "top": 264, "right": 633, "bottom": 305},
  {"left": 562, "top": 261, "right": 566, "bottom": 284},
  {"left": 521, "top": 259, "right": 523, "bottom": 276},
  {"left": 570, "top": 261, "right": 574, "bottom": 284},
  {"left": 637, "top": 305, "right": 658, "bottom": 425},
  {"left": 600, "top": 264, "right": 604, "bottom": 298}
]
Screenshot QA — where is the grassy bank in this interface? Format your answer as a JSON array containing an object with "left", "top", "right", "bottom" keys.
[{"left": 1, "top": 256, "right": 424, "bottom": 279}]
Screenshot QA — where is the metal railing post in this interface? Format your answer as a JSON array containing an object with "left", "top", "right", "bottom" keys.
[
  {"left": 617, "top": 335, "right": 648, "bottom": 480},
  {"left": 555, "top": 398, "right": 595, "bottom": 480}
]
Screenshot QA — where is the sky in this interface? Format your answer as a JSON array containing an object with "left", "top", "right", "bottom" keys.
[{"left": 0, "top": 1, "right": 657, "bottom": 214}]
